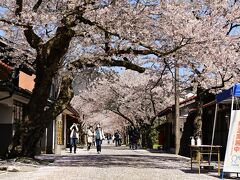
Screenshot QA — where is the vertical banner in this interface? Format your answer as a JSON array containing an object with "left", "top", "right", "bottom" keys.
[
  {"left": 56, "top": 119, "right": 63, "bottom": 145},
  {"left": 223, "top": 110, "right": 240, "bottom": 173}
]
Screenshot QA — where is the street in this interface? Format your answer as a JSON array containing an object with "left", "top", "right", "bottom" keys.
[{"left": 0, "top": 141, "right": 222, "bottom": 180}]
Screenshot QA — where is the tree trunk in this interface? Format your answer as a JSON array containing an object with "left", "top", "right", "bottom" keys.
[
  {"left": 7, "top": 27, "right": 75, "bottom": 158},
  {"left": 193, "top": 87, "right": 204, "bottom": 139},
  {"left": 145, "top": 125, "right": 153, "bottom": 149},
  {"left": 192, "top": 86, "right": 205, "bottom": 161}
]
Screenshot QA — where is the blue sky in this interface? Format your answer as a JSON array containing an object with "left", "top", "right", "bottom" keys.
[
  {"left": 0, "top": 6, "right": 6, "bottom": 36},
  {"left": 229, "top": 25, "right": 240, "bottom": 36}
]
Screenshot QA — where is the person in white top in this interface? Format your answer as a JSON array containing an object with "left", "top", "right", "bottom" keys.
[
  {"left": 87, "top": 126, "right": 94, "bottom": 151},
  {"left": 95, "top": 124, "right": 105, "bottom": 154},
  {"left": 70, "top": 123, "right": 79, "bottom": 153}
]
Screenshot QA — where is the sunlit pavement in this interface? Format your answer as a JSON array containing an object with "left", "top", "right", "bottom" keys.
[{"left": 0, "top": 141, "right": 223, "bottom": 180}]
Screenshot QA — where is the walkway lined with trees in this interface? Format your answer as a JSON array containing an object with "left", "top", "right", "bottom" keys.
[
  {"left": 0, "top": 142, "right": 219, "bottom": 180},
  {"left": 1, "top": 1, "right": 240, "bottom": 178},
  {"left": 1, "top": 0, "right": 240, "bottom": 159}
]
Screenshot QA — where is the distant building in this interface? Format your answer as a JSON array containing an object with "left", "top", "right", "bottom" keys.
[
  {"left": 156, "top": 91, "right": 227, "bottom": 157},
  {"left": 157, "top": 94, "right": 198, "bottom": 153}
]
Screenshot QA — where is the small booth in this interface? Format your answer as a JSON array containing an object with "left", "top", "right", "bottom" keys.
[
  {"left": 189, "top": 144, "right": 221, "bottom": 175},
  {"left": 211, "top": 84, "right": 240, "bottom": 178}
]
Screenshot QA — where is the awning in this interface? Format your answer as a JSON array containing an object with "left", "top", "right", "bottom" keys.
[
  {"left": 216, "top": 84, "right": 240, "bottom": 103},
  {"left": 206, "top": 84, "right": 240, "bottom": 165}
]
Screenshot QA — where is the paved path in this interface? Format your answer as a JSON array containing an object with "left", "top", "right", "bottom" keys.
[{"left": 0, "top": 142, "right": 223, "bottom": 180}]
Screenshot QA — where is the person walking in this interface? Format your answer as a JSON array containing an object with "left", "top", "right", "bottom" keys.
[
  {"left": 112, "top": 134, "right": 115, "bottom": 144},
  {"left": 70, "top": 123, "right": 79, "bottom": 153},
  {"left": 107, "top": 134, "right": 111, "bottom": 144},
  {"left": 95, "top": 124, "right": 105, "bottom": 154},
  {"left": 87, "top": 126, "right": 94, "bottom": 151},
  {"left": 132, "top": 128, "right": 139, "bottom": 150},
  {"left": 114, "top": 130, "right": 120, "bottom": 147},
  {"left": 118, "top": 132, "right": 122, "bottom": 146}
]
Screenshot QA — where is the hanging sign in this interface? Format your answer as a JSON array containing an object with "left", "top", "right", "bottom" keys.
[{"left": 223, "top": 110, "right": 240, "bottom": 173}]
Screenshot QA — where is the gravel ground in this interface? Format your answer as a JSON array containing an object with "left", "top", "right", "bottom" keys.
[{"left": 0, "top": 142, "right": 235, "bottom": 180}]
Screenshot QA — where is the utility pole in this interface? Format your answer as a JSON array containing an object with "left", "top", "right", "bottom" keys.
[{"left": 175, "top": 63, "right": 180, "bottom": 155}]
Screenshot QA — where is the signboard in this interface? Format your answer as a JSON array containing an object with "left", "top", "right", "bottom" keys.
[
  {"left": 223, "top": 110, "right": 240, "bottom": 173},
  {"left": 56, "top": 119, "right": 63, "bottom": 145}
]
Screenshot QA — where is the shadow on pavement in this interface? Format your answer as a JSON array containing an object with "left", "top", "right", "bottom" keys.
[
  {"left": 181, "top": 169, "right": 240, "bottom": 179},
  {"left": 35, "top": 154, "right": 190, "bottom": 170},
  {"left": 181, "top": 169, "right": 219, "bottom": 175}
]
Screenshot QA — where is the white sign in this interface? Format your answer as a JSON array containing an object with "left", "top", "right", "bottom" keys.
[{"left": 223, "top": 110, "right": 240, "bottom": 173}]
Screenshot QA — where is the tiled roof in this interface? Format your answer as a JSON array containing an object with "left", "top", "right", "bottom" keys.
[
  {"left": 0, "top": 60, "right": 13, "bottom": 80},
  {"left": 180, "top": 95, "right": 197, "bottom": 105},
  {"left": 188, "top": 100, "right": 216, "bottom": 112},
  {"left": 0, "top": 60, "right": 13, "bottom": 71},
  {"left": 158, "top": 95, "right": 197, "bottom": 116},
  {"left": 66, "top": 105, "right": 80, "bottom": 118}
]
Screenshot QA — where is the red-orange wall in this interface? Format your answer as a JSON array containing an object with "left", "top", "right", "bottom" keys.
[{"left": 19, "top": 71, "right": 35, "bottom": 92}]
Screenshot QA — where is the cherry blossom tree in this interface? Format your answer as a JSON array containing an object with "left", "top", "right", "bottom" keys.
[
  {"left": 0, "top": 0, "right": 240, "bottom": 157},
  {"left": 175, "top": 1, "right": 240, "bottom": 138},
  {"left": 0, "top": 0, "right": 186, "bottom": 157},
  {"left": 80, "top": 111, "right": 127, "bottom": 134},
  {"left": 73, "top": 0, "right": 240, "bottom": 145},
  {"left": 0, "top": 0, "right": 154, "bottom": 157},
  {"left": 72, "top": 67, "right": 175, "bottom": 148},
  {"left": 73, "top": 69, "right": 173, "bottom": 125}
]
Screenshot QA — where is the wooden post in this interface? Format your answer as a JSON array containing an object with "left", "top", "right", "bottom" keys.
[
  {"left": 175, "top": 64, "right": 180, "bottom": 155},
  {"left": 55, "top": 114, "right": 62, "bottom": 155},
  {"left": 209, "top": 104, "right": 218, "bottom": 164}
]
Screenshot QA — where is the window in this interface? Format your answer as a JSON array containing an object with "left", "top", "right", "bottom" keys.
[
  {"left": 13, "top": 100, "right": 25, "bottom": 122},
  {"left": 12, "top": 100, "right": 26, "bottom": 136}
]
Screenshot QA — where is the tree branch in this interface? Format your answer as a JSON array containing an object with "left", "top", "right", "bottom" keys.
[
  {"left": 33, "top": 0, "right": 43, "bottom": 12},
  {"left": 209, "top": 73, "right": 233, "bottom": 91},
  {"left": 149, "top": 64, "right": 167, "bottom": 91},
  {"left": 79, "top": 16, "right": 191, "bottom": 58},
  {"left": 109, "top": 108, "right": 135, "bottom": 127},
  {"left": 140, "top": 38, "right": 192, "bottom": 57},
  {"left": 227, "top": 23, "right": 240, "bottom": 35},
  {"left": 71, "top": 58, "right": 145, "bottom": 73},
  {"left": 106, "top": 58, "right": 145, "bottom": 73},
  {"left": 15, "top": 0, "right": 23, "bottom": 16},
  {"left": 104, "top": 31, "right": 110, "bottom": 53},
  {"left": 24, "top": 27, "right": 43, "bottom": 49},
  {"left": 79, "top": 16, "right": 120, "bottom": 37},
  {"left": 149, "top": 93, "right": 156, "bottom": 117},
  {"left": 0, "top": 18, "right": 30, "bottom": 28},
  {"left": 110, "top": 87, "right": 125, "bottom": 98},
  {"left": 107, "top": 38, "right": 191, "bottom": 58}
]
